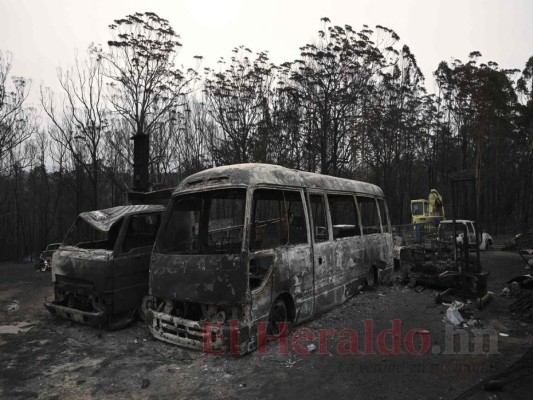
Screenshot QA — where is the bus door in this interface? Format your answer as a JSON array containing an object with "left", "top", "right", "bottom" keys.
[
  {"left": 249, "top": 188, "right": 313, "bottom": 323},
  {"left": 326, "top": 194, "right": 365, "bottom": 306},
  {"left": 308, "top": 192, "right": 336, "bottom": 314},
  {"left": 357, "top": 196, "right": 392, "bottom": 283}
]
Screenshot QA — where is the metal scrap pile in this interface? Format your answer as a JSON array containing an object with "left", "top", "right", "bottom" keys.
[
  {"left": 510, "top": 291, "right": 533, "bottom": 319},
  {"left": 506, "top": 275, "right": 533, "bottom": 320}
]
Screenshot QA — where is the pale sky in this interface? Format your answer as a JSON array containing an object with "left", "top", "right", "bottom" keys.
[{"left": 1, "top": 0, "right": 532, "bottom": 106}]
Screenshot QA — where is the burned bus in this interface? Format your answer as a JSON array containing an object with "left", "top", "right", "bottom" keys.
[
  {"left": 147, "top": 164, "right": 393, "bottom": 353},
  {"left": 45, "top": 205, "right": 164, "bottom": 329}
]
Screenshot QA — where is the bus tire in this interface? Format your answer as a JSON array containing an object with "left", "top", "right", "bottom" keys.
[{"left": 268, "top": 298, "right": 289, "bottom": 337}]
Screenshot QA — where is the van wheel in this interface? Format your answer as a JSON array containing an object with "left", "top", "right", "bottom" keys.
[
  {"left": 268, "top": 298, "right": 288, "bottom": 337},
  {"left": 366, "top": 266, "right": 376, "bottom": 288}
]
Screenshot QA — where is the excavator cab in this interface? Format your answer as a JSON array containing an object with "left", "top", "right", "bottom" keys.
[{"left": 411, "top": 189, "right": 445, "bottom": 225}]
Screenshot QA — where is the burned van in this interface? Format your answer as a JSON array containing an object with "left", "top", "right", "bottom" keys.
[
  {"left": 45, "top": 205, "right": 164, "bottom": 329},
  {"left": 147, "top": 164, "right": 393, "bottom": 354}
]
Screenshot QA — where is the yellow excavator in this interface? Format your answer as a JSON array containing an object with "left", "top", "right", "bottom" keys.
[{"left": 411, "top": 189, "right": 445, "bottom": 225}]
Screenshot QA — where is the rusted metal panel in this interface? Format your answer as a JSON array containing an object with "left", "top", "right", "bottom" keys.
[
  {"left": 150, "top": 253, "right": 249, "bottom": 305},
  {"left": 175, "top": 164, "right": 385, "bottom": 198},
  {"left": 44, "top": 301, "right": 105, "bottom": 325},
  {"left": 284, "top": 245, "right": 314, "bottom": 322},
  {"left": 147, "top": 164, "right": 394, "bottom": 353},
  {"left": 79, "top": 205, "right": 164, "bottom": 232},
  {"left": 113, "top": 249, "right": 151, "bottom": 315},
  {"left": 250, "top": 254, "right": 274, "bottom": 322},
  {"left": 52, "top": 248, "right": 113, "bottom": 290},
  {"left": 46, "top": 206, "right": 165, "bottom": 328}
]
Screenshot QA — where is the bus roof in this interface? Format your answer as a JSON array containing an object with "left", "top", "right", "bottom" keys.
[{"left": 175, "top": 163, "right": 385, "bottom": 197}]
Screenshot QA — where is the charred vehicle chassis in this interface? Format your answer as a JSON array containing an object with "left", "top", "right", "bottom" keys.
[
  {"left": 398, "top": 222, "right": 490, "bottom": 307},
  {"left": 44, "top": 205, "right": 165, "bottom": 329},
  {"left": 147, "top": 164, "right": 394, "bottom": 354}
]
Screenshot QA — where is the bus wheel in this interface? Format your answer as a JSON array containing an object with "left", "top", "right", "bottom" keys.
[
  {"left": 268, "top": 298, "right": 288, "bottom": 337},
  {"left": 366, "top": 266, "right": 377, "bottom": 288}
]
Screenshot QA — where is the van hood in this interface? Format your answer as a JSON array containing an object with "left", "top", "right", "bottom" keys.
[{"left": 51, "top": 247, "right": 113, "bottom": 292}]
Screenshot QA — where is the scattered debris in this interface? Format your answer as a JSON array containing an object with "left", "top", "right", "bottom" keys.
[
  {"left": 0, "top": 322, "right": 33, "bottom": 334},
  {"left": 7, "top": 300, "right": 19, "bottom": 312},
  {"left": 483, "top": 379, "right": 504, "bottom": 391},
  {"left": 503, "top": 274, "right": 533, "bottom": 319},
  {"left": 444, "top": 301, "right": 465, "bottom": 326},
  {"left": 285, "top": 359, "right": 300, "bottom": 368},
  {"left": 398, "top": 233, "right": 490, "bottom": 307},
  {"left": 503, "top": 232, "right": 533, "bottom": 267},
  {"left": 457, "top": 347, "right": 533, "bottom": 398},
  {"left": 509, "top": 290, "right": 533, "bottom": 320},
  {"left": 466, "top": 319, "right": 479, "bottom": 327},
  {"left": 511, "top": 281, "right": 521, "bottom": 297},
  {"left": 507, "top": 274, "right": 533, "bottom": 289}
]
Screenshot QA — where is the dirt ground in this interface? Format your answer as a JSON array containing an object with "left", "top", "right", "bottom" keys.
[{"left": 1, "top": 249, "right": 533, "bottom": 400}]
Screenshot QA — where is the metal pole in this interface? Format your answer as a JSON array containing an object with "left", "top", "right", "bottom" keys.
[
  {"left": 452, "top": 179, "right": 458, "bottom": 271},
  {"left": 473, "top": 178, "right": 481, "bottom": 271}
]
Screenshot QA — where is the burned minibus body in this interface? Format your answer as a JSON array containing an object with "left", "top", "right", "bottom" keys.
[
  {"left": 45, "top": 205, "right": 164, "bottom": 329},
  {"left": 148, "top": 164, "right": 393, "bottom": 353}
]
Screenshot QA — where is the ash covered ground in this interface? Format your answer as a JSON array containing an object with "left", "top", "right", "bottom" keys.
[{"left": 1, "top": 250, "right": 533, "bottom": 400}]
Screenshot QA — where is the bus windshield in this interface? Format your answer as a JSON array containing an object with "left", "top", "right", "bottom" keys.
[{"left": 156, "top": 188, "right": 246, "bottom": 255}]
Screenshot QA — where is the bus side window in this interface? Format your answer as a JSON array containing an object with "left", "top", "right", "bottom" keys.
[
  {"left": 251, "top": 189, "right": 284, "bottom": 250},
  {"left": 377, "top": 199, "right": 390, "bottom": 233},
  {"left": 327, "top": 194, "right": 360, "bottom": 239},
  {"left": 309, "top": 194, "right": 328, "bottom": 242},
  {"left": 251, "top": 189, "right": 308, "bottom": 250},
  {"left": 284, "top": 190, "right": 308, "bottom": 245},
  {"left": 357, "top": 196, "right": 381, "bottom": 235}
]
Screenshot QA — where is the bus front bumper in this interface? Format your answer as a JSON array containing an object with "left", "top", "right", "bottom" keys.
[{"left": 148, "top": 309, "right": 253, "bottom": 355}]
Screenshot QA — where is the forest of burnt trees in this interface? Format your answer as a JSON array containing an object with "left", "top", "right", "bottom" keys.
[{"left": 1, "top": 12, "right": 532, "bottom": 261}]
